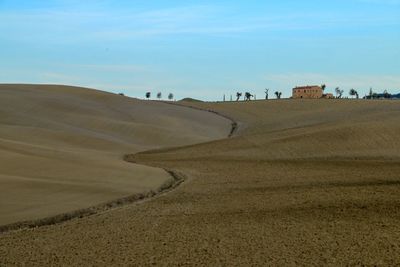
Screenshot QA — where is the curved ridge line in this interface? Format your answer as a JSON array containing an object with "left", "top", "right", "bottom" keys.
[
  {"left": 0, "top": 101, "right": 239, "bottom": 234},
  {"left": 125, "top": 102, "right": 240, "bottom": 158},
  {"left": 0, "top": 169, "right": 185, "bottom": 234},
  {"left": 159, "top": 100, "right": 239, "bottom": 137}
]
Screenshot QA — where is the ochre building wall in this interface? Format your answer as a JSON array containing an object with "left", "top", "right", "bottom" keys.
[{"left": 292, "top": 86, "right": 323, "bottom": 99}]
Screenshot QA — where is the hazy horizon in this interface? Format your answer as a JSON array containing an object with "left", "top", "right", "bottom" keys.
[{"left": 1, "top": 0, "right": 399, "bottom": 100}]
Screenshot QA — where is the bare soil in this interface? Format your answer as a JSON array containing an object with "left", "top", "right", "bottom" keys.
[
  {"left": 0, "top": 84, "right": 231, "bottom": 226},
  {"left": 1, "top": 93, "right": 400, "bottom": 265}
]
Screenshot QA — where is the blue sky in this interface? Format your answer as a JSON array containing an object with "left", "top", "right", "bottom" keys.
[{"left": 1, "top": 0, "right": 399, "bottom": 100}]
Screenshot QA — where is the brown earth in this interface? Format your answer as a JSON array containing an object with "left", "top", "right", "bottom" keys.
[
  {"left": 0, "top": 84, "right": 231, "bottom": 226},
  {"left": 1, "top": 91, "right": 400, "bottom": 265}
]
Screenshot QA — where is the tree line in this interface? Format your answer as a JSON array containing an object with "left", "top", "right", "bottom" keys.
[
  {"left": 232, "top": 89, "right": 283, "bottom": 101},
  {"left": 335, "top": 87, "right": 395, "bottom": 99},
  {"left": 123, "top": 86, "right": 396, "bottom": 101},
  {"left": 144, "top": 92, "right": 174, "bottom": 100}
]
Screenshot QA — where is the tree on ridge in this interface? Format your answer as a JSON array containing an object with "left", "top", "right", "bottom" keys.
[
  {"left": 335, "top": 87, "right": 344, "bottom": 98},
  {"left": 349, "top": 88, "right": 359, "bottom": 99},
  {"left": 236, "top": 92, "right": 242, "bottom": 101},
  {"left": 245, "top": 92, "right": 253, "bottom": 101},
  {"left": 265, "top": 88, "right": 269, "bottom": 100}
]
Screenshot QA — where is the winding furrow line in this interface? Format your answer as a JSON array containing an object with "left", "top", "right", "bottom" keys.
[{"left": 0, "top": 101, "right": 239, "bottom": 234}]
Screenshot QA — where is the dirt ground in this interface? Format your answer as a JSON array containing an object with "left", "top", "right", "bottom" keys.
[
  {"left": 1, "top": 95, "right": 400, "bottom": 265},
  {"left": 0, "top": 84, "right": 231, "bottom": 226}
]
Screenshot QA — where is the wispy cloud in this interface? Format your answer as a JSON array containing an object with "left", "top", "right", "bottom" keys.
[
  {"left": 356, "top": 0, "right": 400, "bottom": 5},
  {"left": 1, "top": 1, "right": 398, "bottom": 100},
  {"left": 73, "top": 64, "right": 150, "bottom": 73},
  {"left": 1, "top": 3, "right": 399, "bottom": 43}
]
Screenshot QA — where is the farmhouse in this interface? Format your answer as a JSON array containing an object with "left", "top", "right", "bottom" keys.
[
  {"left": 292, "top": 85, "right": 323, "bottom": 99},
  {"left": 292, "top": 85, "right": 334, "bottom": 99}
]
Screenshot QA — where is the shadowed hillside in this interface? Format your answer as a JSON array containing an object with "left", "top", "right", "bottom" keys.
[{"left": 0, "top": 84, "right": 231, "bottom": 225}]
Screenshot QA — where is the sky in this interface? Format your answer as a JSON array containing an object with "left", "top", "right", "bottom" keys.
[{"left": 0, "top": 0, "right": 399, "bottom": 100}]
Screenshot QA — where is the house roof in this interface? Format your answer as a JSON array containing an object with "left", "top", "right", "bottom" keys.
[{"left": 293, "top": 85, "right": 322, "bottom": 90}]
